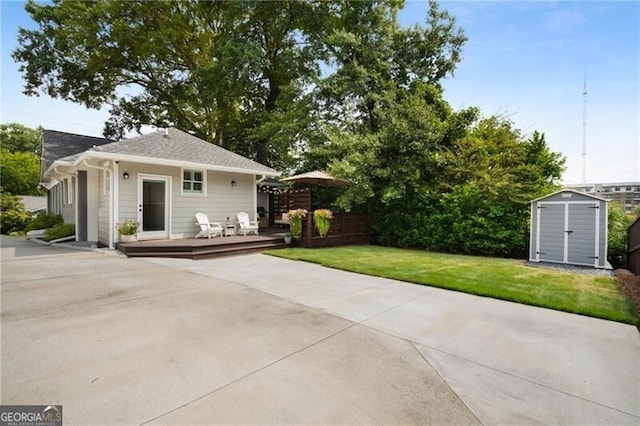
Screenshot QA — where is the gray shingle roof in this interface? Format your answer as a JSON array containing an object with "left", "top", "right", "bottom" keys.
[
  {"left": 88, "top": 128, "right": 277, "bottom": 174},
  {"left": 19, "top": 195, "right": 47, "bottom": 213},
  {"left": 43, "top": 130, "right": 112, "bottom": 171}
]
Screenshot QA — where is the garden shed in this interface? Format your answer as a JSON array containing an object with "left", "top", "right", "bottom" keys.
[{"left": 529, "top": 189, "right": 608, "bottom": 268}]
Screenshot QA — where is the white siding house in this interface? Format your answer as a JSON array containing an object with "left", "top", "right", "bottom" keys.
[{"left": 41, "top": 128, "right": 279, "bottom": 248}]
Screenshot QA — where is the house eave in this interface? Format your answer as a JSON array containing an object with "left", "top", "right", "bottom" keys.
[
  {"left": 42, "top": 160, "right": 76, "bottom": 181},
  {"left": 43, "top": 151, "right": 281, "bottom": 180}
]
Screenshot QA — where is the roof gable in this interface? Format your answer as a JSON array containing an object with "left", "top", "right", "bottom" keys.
[
  {"left": 42, "top": 130, "right": 112, "bottom": 171},
  {"left": 86, "top": 128, "right": 276, "bottom": 174},
  {"left": 530, "top": 188, "right": 609, "bottom": 203}
]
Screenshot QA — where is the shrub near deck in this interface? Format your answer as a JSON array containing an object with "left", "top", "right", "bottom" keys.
[{"left": 266, "top": 245, "right": 638, "bottom": 325}]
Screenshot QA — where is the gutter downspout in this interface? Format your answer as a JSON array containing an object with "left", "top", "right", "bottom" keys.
[
  {"left": 82, "top": 160, "right": 115, "bottom": 249},
  {"left": 113, "top": 161, "right": 119, "bottom": 238},
  {"left": 252, "top": 175, "right": 258, "bottom": 221}
]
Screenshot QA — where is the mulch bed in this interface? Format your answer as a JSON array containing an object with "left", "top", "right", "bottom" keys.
[{"left": 614, "top": 269, "right": 640, "bottom": 321}]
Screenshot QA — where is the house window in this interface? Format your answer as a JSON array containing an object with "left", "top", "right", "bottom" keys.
[
  {"left": 182, "top": 169, "right": 206, "bottom": 195},
  {"left": 103, "top": 170, "right": 111, "bottom": 195},
  {"left": 65, "top": 177, "right": 74, "bottom": 205}
]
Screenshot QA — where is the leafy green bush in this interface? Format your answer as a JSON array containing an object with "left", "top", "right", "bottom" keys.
[
  {"left": 0, "top": 191, "right": 31, "bottom": 234},
  {"left": 372, "top": 185, "right": 531, "bottom": 258},
  {"left": 116, "top": 219, "right": 139, "bottom": 235},
  {"left": 43, "top": 223, "right": 75, "bottom": 242},
  {"left": 326, "top": 115, "right": 564, "bottom": 259},
  {"left": 26, "top": 212, "right": 63, "bottom": 231},
  {"left": 608, "top": 202, "right": 634, "bottom": 269}
]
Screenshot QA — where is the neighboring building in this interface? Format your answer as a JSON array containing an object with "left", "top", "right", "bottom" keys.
[
  {"left": 565, "top": 182, "right": 640, "bottom": 213},
  {"left": 19, "top": 195, "right": 47, "bottom": 215},
  {"left": 41, "top": 128, "right": 280, "bottom": 248},
  {"left": 530, "top": 189, "right": 608, "bottom": 269}
]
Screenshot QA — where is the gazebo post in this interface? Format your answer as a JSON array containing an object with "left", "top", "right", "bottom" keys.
[{"left": 303, "top": 211, "right": 313, "bottom": 247}]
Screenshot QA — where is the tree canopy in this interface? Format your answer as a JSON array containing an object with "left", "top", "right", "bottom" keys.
[
  {"left": 0, "top": 123, "right": 42, "bottom": 195},
  {"left": 0, "top": 122, "right": 42, "bottom": 155},
  {"left": 13, "top": 0, "right": 464, "bottom": 170},
  {"left": 14, "top": 0, "right": 323, "bottom": 169}
]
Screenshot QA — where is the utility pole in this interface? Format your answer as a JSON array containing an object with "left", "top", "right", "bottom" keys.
[{"left": 581, "top": 73, "right": 587, "bottom": 185}]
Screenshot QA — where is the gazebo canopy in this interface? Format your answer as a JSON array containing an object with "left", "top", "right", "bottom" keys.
[{"left": 280, "top": 170, "right": 350, "bottom": 187}]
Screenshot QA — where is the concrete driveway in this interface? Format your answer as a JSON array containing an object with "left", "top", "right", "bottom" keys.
[
  {"left": 138, "top": 254, "right": 640, "bottom": 425},
  {"left": 2, "top": 237, "right": 639, "bottom": 424}
]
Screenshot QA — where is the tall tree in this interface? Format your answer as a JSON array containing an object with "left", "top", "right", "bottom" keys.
[
  {"left": 303, "top": 0, "right": 469, "bottom": 210},
  {"left": 14, "top": 1, "right": 465, "bottom": 171},
  {"left": 13, "top": 0, "right": 322, "bottom": 169},
  {"left": 313, "top": 0, "right": 466, "bottom": 133}
]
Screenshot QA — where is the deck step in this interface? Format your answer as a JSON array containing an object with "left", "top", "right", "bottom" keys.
[{"left": 118, "top": 239, "right": 289, "bottom": 260}]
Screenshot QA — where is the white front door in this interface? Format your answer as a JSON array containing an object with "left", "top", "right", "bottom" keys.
[{"left": 137, "top": 174, "right": 171, "bottom": 239}]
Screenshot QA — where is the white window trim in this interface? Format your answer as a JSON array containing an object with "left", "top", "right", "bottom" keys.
[
  {"left": 67, "top": 177, "right": 74, "bottom": 205},
  {"left": 62, "top": 177, "right": 74, "bottom": 206},
  {"left": 181, "top": 168, "right": 207, "bottom": 196}
]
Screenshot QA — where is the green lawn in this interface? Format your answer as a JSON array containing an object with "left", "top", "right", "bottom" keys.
[{"left": 265, "top": 245, "right": 638, "bottom": 325}]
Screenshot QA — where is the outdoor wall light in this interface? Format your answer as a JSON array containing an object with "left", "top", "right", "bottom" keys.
[
  {"left": 123, "top": 172, "right": 130, "bottom": 180},
  {"left": 231, "top": 180, "right": 237, "bottom": 187}
]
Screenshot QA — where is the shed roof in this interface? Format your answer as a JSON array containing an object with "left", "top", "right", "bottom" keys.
[{"left": 530, "top": 188, "right": 609, "bottom": 203}]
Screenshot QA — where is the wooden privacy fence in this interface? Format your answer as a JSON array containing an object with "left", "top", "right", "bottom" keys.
[
  {"left": 269, "top": 188, "right": 311, "bottom": 225},
  {"left": 628, "top": 215, "right": 640, "bottom": 275},
  {"left": 269, "top": 189, "right": 371, "bottom": 248},
  {"left": 299, "top": 213, "right": 371, "bottom": 248}
]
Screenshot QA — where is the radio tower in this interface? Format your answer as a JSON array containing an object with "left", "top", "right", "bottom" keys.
[{"left": 581, "top": 73, "right": 587, "bottom": 184}]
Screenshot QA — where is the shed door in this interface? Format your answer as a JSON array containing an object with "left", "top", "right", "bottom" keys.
[
  {"left": 537, "top": 202, "right": 599, "bottom": 266},
  {"left": 567, "top": 203, "right": 598, "bottom": 266},
  {"left": 538, "top": 204, "right": 565, "bottom": 263}
]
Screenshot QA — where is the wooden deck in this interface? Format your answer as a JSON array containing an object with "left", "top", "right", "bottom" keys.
[{"left": 117, "top": 229, "right": 290, "bottom": 260}]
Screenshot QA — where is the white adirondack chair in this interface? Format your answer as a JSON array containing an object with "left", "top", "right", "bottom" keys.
[
  {"left": 236, "top": 211, "right": 259, "bottom": 236},
  {"left": 194, "top": 212, "right": 223, "bottom": 238},
  {"left": 274, "top": 212, "right": 289, "bottom": 227}
]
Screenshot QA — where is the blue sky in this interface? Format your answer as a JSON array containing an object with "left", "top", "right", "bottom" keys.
[{"left": 1, "top": 1, "right": 638, "bottom": 184}]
